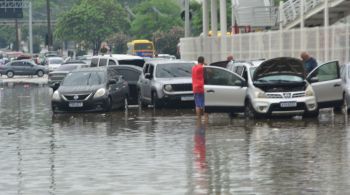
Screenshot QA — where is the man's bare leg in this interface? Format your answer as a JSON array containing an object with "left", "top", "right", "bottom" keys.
[{"left": 196, "top": 107, "right": 202, "bottom": 120}]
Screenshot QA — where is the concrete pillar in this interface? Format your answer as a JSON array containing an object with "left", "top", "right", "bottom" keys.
[
  {"left": 219, "top": 0, "right": 227, "bottom": 59},
  {"left": 202, "top": 0, "right": 209, "bottom": 37},
  {"left": 324, "top": 0, "right": 329, "bottom": 61},
  {"left": 211, "top": 0, "right": 218, "bottom": 36},
  {"left": 300, "top": 0, "right": 305, "bottom": 50},
  {"left": 279, "top": 1, "right": 283, "bottom": 30}
]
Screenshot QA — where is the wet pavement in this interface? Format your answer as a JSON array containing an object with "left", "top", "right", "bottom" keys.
[{"left": 1, "top": 84, "right": 350, "bottom": 194}]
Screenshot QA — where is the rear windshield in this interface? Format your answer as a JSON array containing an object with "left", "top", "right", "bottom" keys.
[
  {"left": 62, "top": 71, "right": 105, "bottom": 86},
  {"left": 156, "top": 63, "right": 194, "bottom": 78}
]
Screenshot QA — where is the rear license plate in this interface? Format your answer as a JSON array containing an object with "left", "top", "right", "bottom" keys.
[
  {"left": 69, "top": 102, "right": 83, "bottom": 107},
  {"left": 280, "top": 101, "right": 297, "bottom": 108},
  {"left": 181, "top": 95, "right": 194, "bottom": 101}
]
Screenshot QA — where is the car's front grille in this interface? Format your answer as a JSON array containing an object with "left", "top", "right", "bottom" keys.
[
  {"left": 64, "top": 94, "right": 90, "bottom": 101},
  {"left": 171, "top": 84, "right": 192, "bottom": 91},
  {"left": 292, "top": 92, "right": 305, "bottom": 98},
  {"left": 266, "top": 93, "right": 283, "bottom": 98}
]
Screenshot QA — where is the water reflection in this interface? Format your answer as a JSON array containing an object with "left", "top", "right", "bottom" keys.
[{"left": 1, "top": 84, "right": 350, "bottom": 194}]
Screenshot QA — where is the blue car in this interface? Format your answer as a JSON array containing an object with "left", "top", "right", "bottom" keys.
[{"left": 0, "top": 60, "right": 48, "bottom": 78}]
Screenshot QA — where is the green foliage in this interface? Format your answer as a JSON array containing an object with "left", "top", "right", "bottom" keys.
[
  {"left": 131, "top": 0, "right": 182, "bottom": 39},
  {"left": 0, "top": 26, "right": 15, "bottom": 49},
  {"left": 153, "top": 26, "right": 184, "bottom": 56},
  {"left": 107, "top": 33, "right": 131, "bottom": 54},
  {"left": 54, "top": 0, "right": 129, "bottom": 50}
]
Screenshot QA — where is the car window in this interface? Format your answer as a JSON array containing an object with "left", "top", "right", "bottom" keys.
[
  {"left": 23, "top": 62, "right": 33, "bottom": 67},
  {"left": 90, "top": 58, "right": 99, "bottom": 67},
  {"left": 89, "top": 72, "right": 105, "bottom": 85},
  {"left": 148, "top": 65, "right": 154, "bottom": 77},
  {"left": 340, "top": 65, "right": 346, "bottom": 81},
  {"left": 63, "top": 71, "right": 105, "bottom": 86},
  {"left": 155, "top": 63, "right": 193, "bottom": 78},
  {"left": 107, "top": 67, "right": 119, "bottom": 80},
  {"left": 143, "top": 64, "right": 149, "bottom": 74},
  {"left": 11, "top": 61, "right": 23, "bottom": 66},
  {"left": 235, "top": 66, "right": 244, "bottom": 76},
  {"left": 204, "top": 68, "right": 242, "bottom": 86},
  {"left": 116, "top": 69, "right": 140, "bottom": 82},
  {"left": 99, "top": 58, "right": 107, "bottom": 66},
  {"left": 310, "top": 61, "right": 339, "bottom": 82},
  {"left": 108, "top": 60, "right": 117, "bottom": 66}
]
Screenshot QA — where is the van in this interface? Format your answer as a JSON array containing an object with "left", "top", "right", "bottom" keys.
[{"left": 90, "top": 54, "right": 145, "bottom": 68}]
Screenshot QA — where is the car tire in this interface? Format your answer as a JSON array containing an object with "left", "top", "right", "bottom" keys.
[
  {"left": 303, "top": 109, "right": 319, "bottom": 118},
  {"left": 152, "top": 91, "right": 162, "bottom": 109},
  {"left": 103, "top": 97, "right": 112, "bottom": 112},
  {"left": 334, "top": 95, "right": 348, "bottom": 114},
  {"left": 138, "top": 91, "right": 148, "bottom": 108},
  {"left": 6, "top": 71, "right": 14, "bottom": 78},
  {"left": 244, "top": 100, "right": 263, "bottom": 119},
  {"left": 37, "top": 70, "right": 44, "bottom": 77}
]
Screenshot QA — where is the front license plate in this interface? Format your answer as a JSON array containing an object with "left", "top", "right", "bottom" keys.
[
  {"left": 181, "top": 95, "right": 194, "bottom": 101},
  {"left": 69, "top": 102, "right": 83, "bottom": 107},
  {"left": 280, "top": 101, "right": 297, "bottom": 108}
]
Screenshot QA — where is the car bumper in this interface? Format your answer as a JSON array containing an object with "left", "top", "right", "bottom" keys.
[
  {"left": 251, "top": 96, "right": 317, "bottom": 115},
  {"left": 160, "top": 93, "right": 195, "bottom": 104},
  {"left": 52, "top": 97, "right": 108, "bottom": 112}
]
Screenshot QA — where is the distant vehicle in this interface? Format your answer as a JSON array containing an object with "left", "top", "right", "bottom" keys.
[
  {"left": 48, "top": 63, "right": 89, "bottom": 90},
  {"left": 46, "top": 57, "right": 64, "bottom": 72},
  {"left": 157, "top": 54, "right": 176, "bottom": 60},
  {"left": 76, "top": 55, "right": 93, "bottom": 65},
  {"left": 51, "top": 67, "right": 129, "bottom": 113},
  {"left": 62, "top": 60, "right": 87, "bottom": 65},
  {"left": 90, "top": 54, "right": 145, "bottom": 68},
  {"left": 109, "top": 65, "right": 143, "bottom": 105},
  {"left": 137, "top": 60, "right": 195, "bottom": 108},
  {"left": 0, "top": 60, "right": 48, "bottom": 78},
  {"left": 127, "top": 39, "right": 155, "bottom": 58}
]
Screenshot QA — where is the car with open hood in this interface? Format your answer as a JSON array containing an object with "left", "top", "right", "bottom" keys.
[
  {"left": 51, "top": 67, "right": 129, "bottom": 113},
  {"left": 137, "top": 60, "right": 195, "bottom": 108},
  {"left": 204, "top": 57, "right": 344, "bottom": 118}
]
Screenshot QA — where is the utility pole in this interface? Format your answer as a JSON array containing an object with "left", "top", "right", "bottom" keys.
[
  {"left": 184, "top": 0, "right": 190, "bottom": 37},
  {"left": 15, "top": 18, "right": 19, "bottom": 51},
  {"left": 46, "top": 0, "right": 52, "bottom": 50}
]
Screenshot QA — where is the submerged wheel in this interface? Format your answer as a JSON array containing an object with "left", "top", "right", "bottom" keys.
[
  {"left": 303, "top": 109, "right": 319, "bottom": 118},
  {"left": 104, "top": 97, "right": 112, "bottom": 112},
  {"left": 244, "top": 100, "right": 263, "bottom": 119},
  {"left": 334, "top": 95, "right": 348, "bottom": 114}
]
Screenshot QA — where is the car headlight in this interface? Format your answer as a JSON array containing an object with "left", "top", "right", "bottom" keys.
[
  {"left": 164, "top": 84, "right": 173, "bottom": 92},
  {"left": 305, "top": 85, "right": 314, "bottom": 96},
  {"left": 52, "top": 91, "right": 60, "bottom": 101},
  {"left": 94, "top": 88, "right": 106, "bottom": 98},
  {"left": 254, "top": 89, "right": 267, "bottom": 98}
]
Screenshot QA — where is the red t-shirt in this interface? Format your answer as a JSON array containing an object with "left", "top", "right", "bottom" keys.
[{"left": 192, "top": 64, "right": 204, "bottom": 94}]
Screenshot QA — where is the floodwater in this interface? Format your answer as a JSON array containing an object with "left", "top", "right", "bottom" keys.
[{"left": 1, "top": 84, "right": 350, "bottom": 195}]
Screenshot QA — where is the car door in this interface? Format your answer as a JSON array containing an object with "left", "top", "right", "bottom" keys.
[
  {"left": 139, "top": 64, "right": 149, "bottom": 101},
  {"left": 11, "top": 61, "right": 24, "bottom": 74},
  {"left": 307, "top": 61, "right": 343, "bottom": 108},
  {"left": 107, "top": 67, "right": 122, "bottom": 104},
  {"left": 204, "top": 66, "right": 247, "bottom": 113},
  {"left": 23, "top": 61, "right": 34, "bottom": 75}
]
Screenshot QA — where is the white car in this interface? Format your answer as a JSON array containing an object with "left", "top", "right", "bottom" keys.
[
  {"left": 205, "top": 57, "right": 344, "bottom": 118},
  {"left": 46, "top": 57, "right": 64, "bottom": 72}
]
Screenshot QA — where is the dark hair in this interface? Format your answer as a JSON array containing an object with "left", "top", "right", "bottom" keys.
[{"left": 197, "top": 56, "right": 204, "bottom": 64}]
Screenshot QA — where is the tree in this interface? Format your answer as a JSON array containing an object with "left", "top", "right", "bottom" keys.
[
  {"left": 54, "top": 0, "right": 129, "bottom": 54},
  {"left": 107, "top": 33, "right": 131, "bottom": 54},
  {"left": 153, "top": 26, "right": 184, "bottom": 56},
  {"left": 131, "top": 0, "right": 182, "bottom": 39}
]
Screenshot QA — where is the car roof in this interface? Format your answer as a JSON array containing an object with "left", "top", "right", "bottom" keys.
[
  {"left": 93, "top": 54, "right": 144, "bottom": 60},
  {"left": 147, "top": 59, "right": 196, "bottom": 66}
]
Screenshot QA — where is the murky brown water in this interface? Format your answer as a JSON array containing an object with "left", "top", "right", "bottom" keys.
[{"left": 1, "top": 84, "right": 350, "bottom": 194}]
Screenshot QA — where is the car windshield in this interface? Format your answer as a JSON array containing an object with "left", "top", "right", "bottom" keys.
[
  {"left": 255, "top": 75, "right": 304, "bottom": 84},
  {"left": 49, "top": 59, "right": 63, "bottom": 64},
  {"left": 56, "top": 65, "right": 79, "bottom": 71},
  {"left": 249, "top": 67, "right": 257, "bottom": 77},
  {"left": 62, "top": 71, "right": 105, "bottom": 86},
  {"left": 156, "top": 63, "right": 194, "bottom": 78}
]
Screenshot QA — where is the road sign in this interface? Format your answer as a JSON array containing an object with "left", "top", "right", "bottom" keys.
[{"left": 0, "top": 0, "right": 23, "bottom": 19}]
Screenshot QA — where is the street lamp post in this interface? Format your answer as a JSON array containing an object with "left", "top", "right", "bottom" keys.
[{"left": 46, "top": 0, "right": 52, "bottom": 50}]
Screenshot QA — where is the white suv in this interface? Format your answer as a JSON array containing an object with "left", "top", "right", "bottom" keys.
[
  {"left": 90, "top": 54, "right": 145, "bottom": 68},
  {"left": 205, "top": 57, "right": 344, "bottom": 118}
]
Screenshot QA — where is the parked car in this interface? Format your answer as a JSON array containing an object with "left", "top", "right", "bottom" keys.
[
  {"left": 0, "top": 60, "right": 48, "bottom": 78},
  {"left": 205, "top": 57, "right": 344, "bottom": 118},
  {"left": 137, "top": 60, "right": 195, "bottom": 108},
  {"left": 109, "top": 65, "right": 143, "bottom": 105},
  {"left": 51, "top": 67, "right": 129, "bottom": 113},
  {"left": 340, "top": 63, "right": 350, "bottom": 113},
  {"left": 90, "top": 54, "right": 145, "bottom": 68},
  {"left": 48, "top": 63, "right": 89, "bottom": 90},
  {"left": 46, "top": 57, "right": 64, "bottom": 72}
]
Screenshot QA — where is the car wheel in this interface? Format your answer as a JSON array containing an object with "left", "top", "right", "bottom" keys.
[
  {"left": 103, "top": 97, "right": 112, "bottom": 112},
  {"left": 6, "top": 71, "right": 14, "bottom": 78},
  {"left": 303, "top": 109, "right": 319, "bottom": 118},
  {"left": 138, "top": 91, "right": 148, "bottom": 108},
  {"left": 152, "top": 92, "right": 162, "bottom": 109},
  {"left": 244, "top": 100, "right": 263, "bottom": 119},
  {"left": 37, "top": 70, "right": 44, "bottom": 77}
]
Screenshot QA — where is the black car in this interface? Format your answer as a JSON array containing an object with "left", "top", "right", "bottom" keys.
[
  {"left": 51, "top": 67, "right": 129, "bottom": 113},
  {"left": 48, "top": 63, "right": 89, "bottom": 90},
  {"left": 108, "top": 65, "right": 142, "bottom": 105},
  {"left": 0, "top": 60, "right": 48, "bottom": 78}
]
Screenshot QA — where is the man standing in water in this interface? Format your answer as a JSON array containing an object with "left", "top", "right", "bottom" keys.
[{"left": 192, "top": 56, "right": 208, "bottom": 121}]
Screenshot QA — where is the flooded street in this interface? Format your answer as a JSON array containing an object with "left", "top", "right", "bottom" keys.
[{"left": 1, "top": 84, "right": 350, "bottom": 194}]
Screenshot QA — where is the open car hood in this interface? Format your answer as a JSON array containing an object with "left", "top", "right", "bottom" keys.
[{"left": 253, "top": 57, "right": 306, "bottom": 81}]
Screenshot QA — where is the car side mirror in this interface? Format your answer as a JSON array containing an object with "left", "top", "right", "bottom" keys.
[
  {"left": 108, "top": 79, "right": 117, "bottom": 85},
  {"left": 309, "top": 77, "right": 318, "bottom": 83},
  {"left": 145, "top": 73, "right": 152, "bottom": 79}
]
